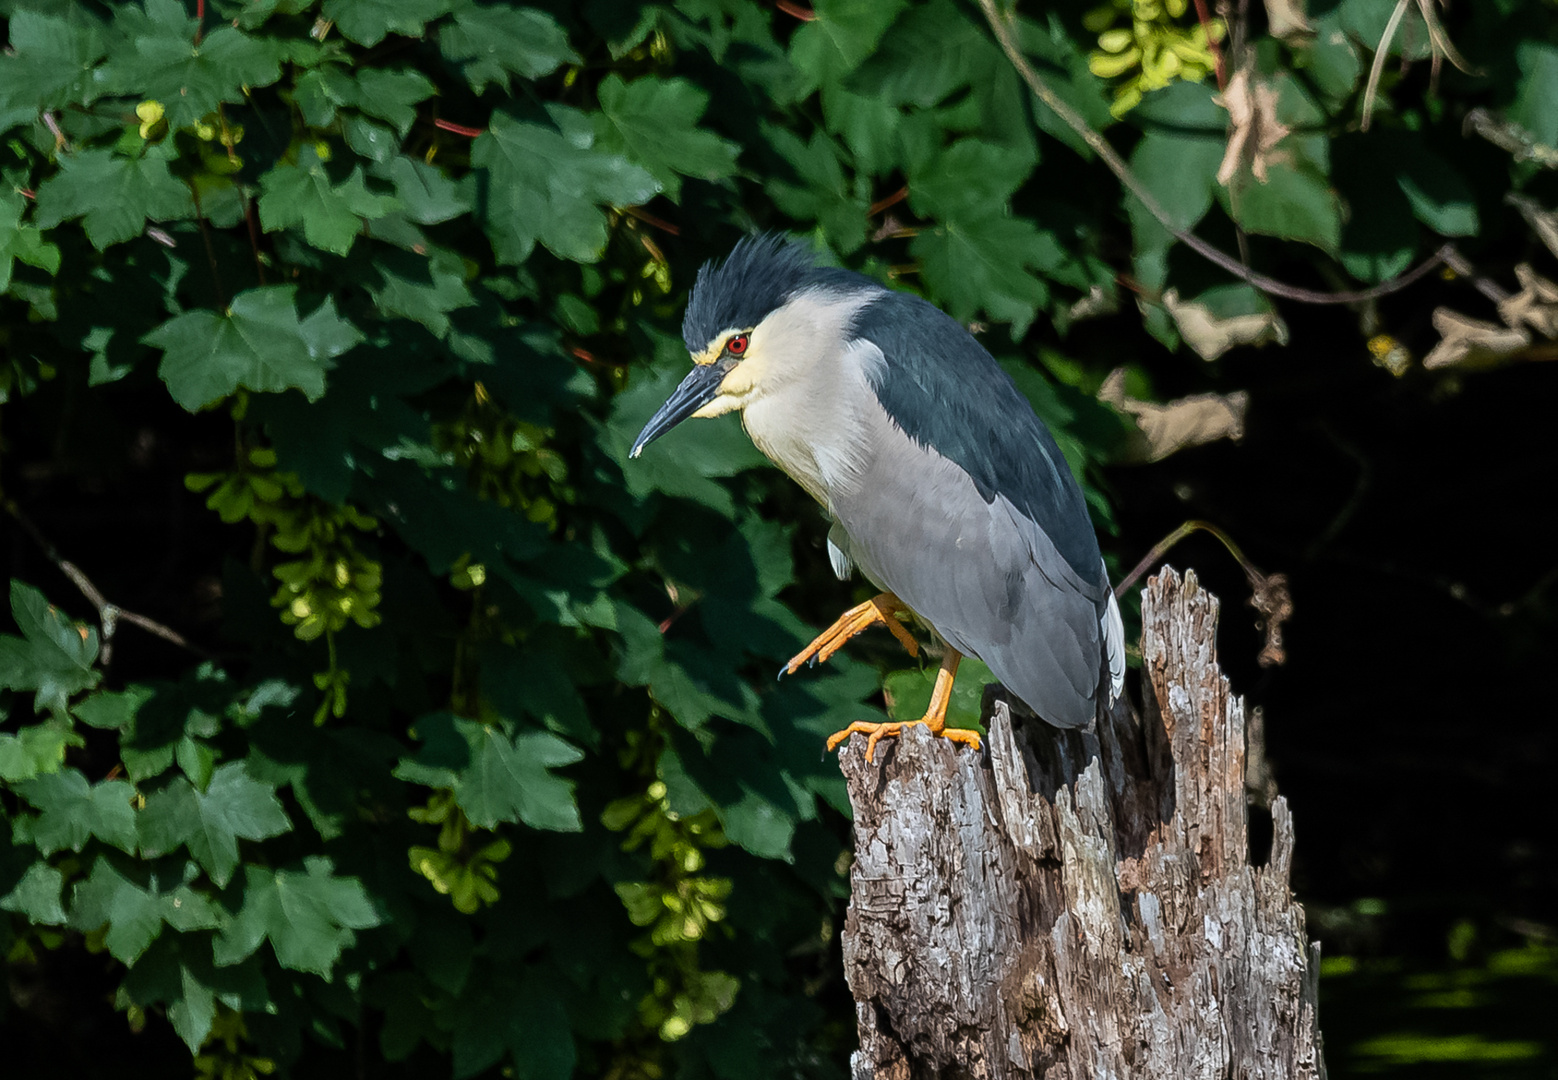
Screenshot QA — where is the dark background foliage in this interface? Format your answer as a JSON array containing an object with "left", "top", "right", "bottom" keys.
[{"left": 0, "top": 0, "right": 1554, "bottom": 1077}]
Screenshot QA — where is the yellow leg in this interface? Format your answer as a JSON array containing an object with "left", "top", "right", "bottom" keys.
[
  {"left": 781, "top": 592, "right": 918, "bottom": 677},
  {"left": 826, "top": 651, "right": 982, "bottom": 763}
]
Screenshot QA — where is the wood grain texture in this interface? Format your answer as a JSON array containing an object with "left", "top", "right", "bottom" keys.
[{"left": 839, "top": 568, "right": 1324, "bottom": 1079}]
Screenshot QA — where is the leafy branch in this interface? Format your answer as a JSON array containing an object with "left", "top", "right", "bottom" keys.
[{"left": 979, "top": 0, "right": 1456, "bottom": 306}]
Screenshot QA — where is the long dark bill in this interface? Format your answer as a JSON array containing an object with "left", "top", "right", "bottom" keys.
[{"left": 629, "top": 358, "right": 736, "bottom": 458}]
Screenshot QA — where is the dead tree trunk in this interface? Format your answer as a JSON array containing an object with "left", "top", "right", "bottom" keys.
[{"left": 838, "top": 568, "right": 1324, "bottom": 1079}]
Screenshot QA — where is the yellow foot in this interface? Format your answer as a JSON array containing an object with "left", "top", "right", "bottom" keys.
[
  {"left": 825, "top": 651, "right": 981, "bottom": 763},
  {"left": 826, "top": 718, "right": 982, "bottom": 763},
  {"left": 781, "top": 592, "right": 917, "bottom": 678}
]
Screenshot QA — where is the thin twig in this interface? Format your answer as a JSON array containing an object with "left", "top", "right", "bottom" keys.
[
  {"left": 1118, "top": 519, "right": 1292, "bottom": 666},
  {"left": 1190, "top": 0, "right": 1227, "bottom": 91},
  {"left": 775, "top": 0, "right": 816, "bottom": 20},
  {"left": 188, "top": 183, "right": 227, "bottom": 309},
  {"left": 4, "top": 499, "right": 213, "bottom": 664},
  {"left": 1360, "top": 0, "right": 1411, "bottom": 132},
  {"left": 432, "top": 117, "right": 484, "bottom": 138},
  {"left": 243, "top": 191, "right": 267, "bottom": 286},
  {"left": 977, "top": 0, "right": 1454, "bottom": 306},
  {"left": 1414, "top": 0, "right": 1476, "bottom": 76},
  {"left": 623, "top": 204, "right": 681, "bottom": 236},
  {"left": 1116, "top": 519, "right": 1257, "bottom": 597},
  {"left": 869, "top": 186, "right": 909, "bottom": 216},
  {"left": 1440, "top": 244, "right": 1510, "bottom": 304}
]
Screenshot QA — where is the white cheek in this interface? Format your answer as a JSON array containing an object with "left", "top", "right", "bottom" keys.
[{"left": 692, "top": 395, "right": 742, "bottom": 419}]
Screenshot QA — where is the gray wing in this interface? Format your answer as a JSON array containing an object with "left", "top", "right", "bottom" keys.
[{"left": 833, "top": 412, "right": 1110, "bottom": 730}]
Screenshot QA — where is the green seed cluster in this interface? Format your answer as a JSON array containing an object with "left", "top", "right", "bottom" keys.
[
  {"left": 188, "top": 447, "right": 384, "bottom": 643},
  {"left": 432, "top": 390, "right": 569, "bottom": 529},
  {"left": 193, "top": 1006, "right": 276, "bottom": 1080},
  {"left": 603, "top": 739, "right": 738, "bottom": 1042},
  {"left": 1086, "top": 0, "right": 1225, "bottom": 117},
  {"left": 407, "top": 790, "right": 513, "bottom": 914}
]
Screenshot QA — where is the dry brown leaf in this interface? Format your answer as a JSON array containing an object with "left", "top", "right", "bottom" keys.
[
  {"left": 1497, "top": 263, "right": 1558, "bottom": 339},
  {"left": 1216, "top": 70, "right": 1291, "bottom": 186},
  {"left": 1248, "top": 570, "right": 1293, "bottom": 667},
  {"left": 1162, "top": 288, "right": 1289, "bottom": 360},
  {"left": 1100, "top": 368, "right": 1250, "bottom": 464},
  {"left": 1421, "top": 307, "right": 1530, "bottom": 369},
  {"left": 1262, "top": 0, "right": 1313, "bottom": 40}
]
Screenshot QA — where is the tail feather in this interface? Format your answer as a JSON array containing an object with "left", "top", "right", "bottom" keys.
[{"left": 1101, "top": 563, "right": 1125, "bottom": 705}]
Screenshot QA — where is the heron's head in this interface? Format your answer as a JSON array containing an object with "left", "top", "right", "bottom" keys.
[{"left": 630, "top": 235, "right": 871, "bottom": 458}]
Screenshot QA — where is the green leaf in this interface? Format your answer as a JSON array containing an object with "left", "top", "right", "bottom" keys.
[
  {"left": 146, "top": 285, "right": 363, "bottom": 411},
  {"left": 718, "top": 790, "right": 795, "bottom": 862},
  {"left": 1125, "top": 128, "right": 1225, "bottom": 245},
  {"left": 1338, "top": 0, "right": 1432, "bottom": 64},
  {"left": 440, "top": 1, "right": 577, "bottom": 93},
  {"left": 16, "top": 769, "right": 138, "bottom": 854},
  {"left": 1333, "top": 132, "right": 1419, "bottom": 283},
  {"left": 321, "top": 0, "right": 453, "bottom": 46},
  {"left": 73, "top": 685, "right": 155, "bottom": 731},
  {"left": 137, "top": 763, "right": 292, "bottom": 887},
  {"left": 649, "top": 645, "right": 768, "bottom": 737},
  {"left": 0, "top": 580, "right": 101, "bottom": 717},
  {"left": 847, "top": 0, "right": 993, "bottom": 108},
  {"left": 0, "top": 721, "right": 80, "bottom": 782},
  {"left": 103, "top": 21, "right": 285, "bottom": 130},
  {"left": 912, "top": 211, "right": 1056, "bottom": 334},
  {"left": 351, "top": 68, "right": 437, "bottom": 135},
  {"left": 367, "top": 246, "right": 475, "bottom": 337},
  {"left": 293, "top": 66, "right": 435, "bottom": 136},
  {"left": 1509, "top": 42, "right": 1558, "bottom": 152},
  {"left": 213, "top": 855, "right": 380, "bottom": 975},
  {"left": 33, "top": 146, "right": 194, "bottom": 251},
  {"left": 1302, "top": 11, "right": 1363, "bottom": 104},
  {"left": 456, "top": 725, "right": 585, "bottom": 832},
  {"left": 397, "top": 714, "right": 585, "bottom": 831},
  {"left": 762, "top": 125, "right": 869, "bottom": 254},
  {"left": 0, "top": 862, "right": 67, "bottom": 924},
  {"left": 1373, "top": 130, "right": 1480, "bottom": 238},
  {"left": 381, "top": 156, "right": 472, "bottom": 224},
  {"left": 595, "top": 74, "right": 739, "bottom": 201},
  {"left": 119, "top": 933, "right": 268, "bottom": 1052},
  {"left": 0, "top": 9, "right": 110, "bottom": 113},
  {"left": 0, "top": 191, "right": 61, "bottom": 292},
  {"left": 1223, "top": 159, "right": 1343, "bottom": 253},
  {"left": 908, "top": 138, "right": 1035, "bottom": 220},
  {"left": 789, "top": 0, "right": 909, "bottom": 96},
  {"left": 69, "top": 857, "right": 222, "bottom": 964},
  {"left": 258, "top": 149, "right": 401, "bottom": 256},
  {"left": 473, "top": 108, "right": 659, "bottom": 264}
]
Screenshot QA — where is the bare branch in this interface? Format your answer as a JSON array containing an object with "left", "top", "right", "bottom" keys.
[{"left": 4, "top": 499, "right": 213, "bottom": 665}]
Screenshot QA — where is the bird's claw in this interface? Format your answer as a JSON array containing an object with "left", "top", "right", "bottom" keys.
[
  {"left": 782, "top": 593, "right": 918, "bottom": 678},
  {"left": 826, "top": 719, "right": 982, "bottom": 763}
]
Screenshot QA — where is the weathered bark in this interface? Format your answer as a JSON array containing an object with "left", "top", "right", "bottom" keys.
[{"left": 839, "top": 568, "right": 1323, "bottom": 1080}]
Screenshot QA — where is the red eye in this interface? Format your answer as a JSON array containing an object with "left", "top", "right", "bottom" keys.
[{"left": 726, "top": 333, "right": 748, "bottom": 356}]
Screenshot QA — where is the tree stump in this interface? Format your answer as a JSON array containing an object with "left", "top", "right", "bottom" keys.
[{"left": 837, "top": 568, "right": 1324, "bottom": 1079}]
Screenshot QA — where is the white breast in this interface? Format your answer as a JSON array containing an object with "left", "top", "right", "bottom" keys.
[{"left": 738, "top": 290, "right": 883, "bottom": 510}]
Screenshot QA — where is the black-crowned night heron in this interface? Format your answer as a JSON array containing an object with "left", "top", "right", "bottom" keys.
[{"left": 632, "top": 236, "right": 1124, "bottom": 760}]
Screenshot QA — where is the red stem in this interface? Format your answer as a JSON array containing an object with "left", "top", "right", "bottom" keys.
[
  {"left": 434, "top": 118, "right": 485, "bottom": 138},
  {"left": 775, "top": 0, "right": 817, "bottom": 20},
  {"left": 1190, "top": 0, "right": 1226, "bottom": 91}
]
